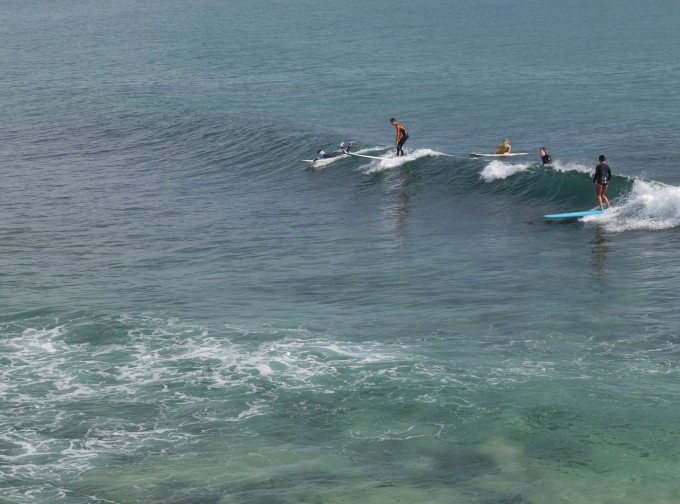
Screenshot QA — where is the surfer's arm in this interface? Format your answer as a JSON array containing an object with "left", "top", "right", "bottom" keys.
[{"left": 394, "top": 125, "right": 401, "bottom": 143}]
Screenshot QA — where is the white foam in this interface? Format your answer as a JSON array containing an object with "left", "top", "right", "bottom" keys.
[
  {"left": 550, "top": 160, "right": 593, "bottom": 174},
  {"left": 361, "top": 148, "right": 444, "bottom": 174},
  {"left": 257, "top": 363, "right": 273, "bottom": 375},
  {"left": 582, "top": 179, "right": 680, "bottom": 232},
  {"left": 0, "top": 315, "right": 413, "bottom": 492},
  {"left": 480, "top": 159, "right": 531, "bottom": 181},
  {"left": 481, "top": 159, "right": 594, "bottom": 181}
]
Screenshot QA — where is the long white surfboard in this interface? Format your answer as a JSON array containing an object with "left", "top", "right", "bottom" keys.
[
  {"left": 302, "top": 156, "right": 345, "bottom": 168},
  {"left": 346, "top": 152, "right": 387, "bottom": 161},
  {"left": 303, "top": 152, "right": 387, "bottom": 167},
  {"left": 470, "top": 152, "right": 529, "bottom": 158}
]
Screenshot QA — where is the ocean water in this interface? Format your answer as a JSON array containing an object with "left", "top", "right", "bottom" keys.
[{"left": 2, "top": 0, "right": 680, "bottom": 502}]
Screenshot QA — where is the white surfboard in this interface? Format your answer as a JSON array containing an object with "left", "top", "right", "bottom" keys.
[
  {"left": 302, "top": 156, "right": 345, "bottom": 168},
  {"left": 346, "top": 152, "right": 387, "bottom": 161},
  {"left": 469, "top": 152, "right": 529, "bottom": 158},
  {"left": 304, "top": 151, "right": 386, "bottom": 167}
]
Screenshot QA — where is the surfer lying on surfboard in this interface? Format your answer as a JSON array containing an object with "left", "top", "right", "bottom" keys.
[{"left": 312, "top": 140, "right": 356, "bottom": 163}]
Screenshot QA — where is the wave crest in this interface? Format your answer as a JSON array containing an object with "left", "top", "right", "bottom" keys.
[{"left": 584, "top": 180, "right": 680, "bottom": 231}]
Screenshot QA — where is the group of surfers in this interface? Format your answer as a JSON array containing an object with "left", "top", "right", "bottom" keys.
[
  {"left": 312, "top": 118, "right": 409, "bottom": 162},
  {"left": 312, "top": 119, "right": 612, "bottom": 211},
  {"left": 496, "top": 140, "right": 611, "bottom": 210}
]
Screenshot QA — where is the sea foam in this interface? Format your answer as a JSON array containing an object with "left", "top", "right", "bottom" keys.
[{"left": 583, "top": 179, "right": 680, "bottom": 231}]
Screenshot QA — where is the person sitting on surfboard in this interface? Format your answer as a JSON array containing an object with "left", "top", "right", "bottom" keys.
[
  {"left": 592, "top": 154, "right": 612, "bottom": 210},
  {"left": 312, "top": 140, "right": 356, "bottom": 162},
  {"left": 539, "top": 147, "right": 552, "bottom": 164},
  {"left": 495, "top": 138, "right": 511, "bottom": 155},
  {"left": 390, "top": 118, "right": 409, "bottom": 156}
]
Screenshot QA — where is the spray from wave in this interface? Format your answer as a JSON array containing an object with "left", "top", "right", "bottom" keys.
[
  {"left": 583, "top": 180, "right": 680, "bottom": 232},
  {"left": 480, "top": 159, "right": 594, "bottom": 182},
  {"left": 360, "top": 148, "right": 448, "bottom": 174},
  {"left": 480, "top": 160, "right": 532, "bottom": 181},
  {"left": 473, "top": 158, "right": 680, "bottom": 232}
]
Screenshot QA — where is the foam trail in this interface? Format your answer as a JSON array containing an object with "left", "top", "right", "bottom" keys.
[{"left": 361, "top": 148, "right": 446, "bottom": 174}]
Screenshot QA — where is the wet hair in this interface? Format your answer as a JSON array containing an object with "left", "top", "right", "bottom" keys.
[
  {"left": 390, "top": 118, "right": 396, "bottom": 123},
  {"left": 599, "top": 154, "right": 606, "bottom": 162},
  {"left": 540, "top": 146, "right": 546, "bottom": 151}
]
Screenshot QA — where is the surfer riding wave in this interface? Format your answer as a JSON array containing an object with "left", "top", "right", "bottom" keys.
[{"left": 592, "top": 154, "right": 612, "bottom": 210}]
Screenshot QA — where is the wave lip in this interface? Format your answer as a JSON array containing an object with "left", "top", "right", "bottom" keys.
[
  {"left": 480, "top": 160, "right": 531, "bottom": 181},
  {"left": 480, "top": 159, "right": 595, "bottom": 183}
]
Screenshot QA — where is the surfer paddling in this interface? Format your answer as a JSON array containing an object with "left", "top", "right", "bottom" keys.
[
  {"left": 592, "top": 154, "right": 612, "bottom": 210},
  {"left": 311, "top": 140, "right": 356, "bottom": 163},
  {"left": 495, "top": 138, "right": 511, "bottom": 155},
  {"left": 390, "top": 118, "right": 409, "bottom": 156}
]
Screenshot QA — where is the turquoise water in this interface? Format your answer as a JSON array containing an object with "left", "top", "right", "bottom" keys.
[{"left": 3, "top": 1, "right": 680, "bottom": 502}]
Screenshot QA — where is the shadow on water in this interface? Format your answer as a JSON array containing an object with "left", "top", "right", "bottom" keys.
[
  {"left": 223, "top": 470, "right": 336, "bottom": 504},
  {"left": 521, "top": 405, "right": 594, "bottom": 469},
  {"left": 590, "top": 226, "right": 610, "bottom": 277},
  {"left": 391, "top": 193, "right": 411, "bottom": 236},
  {"left": 423, "top": 449, "right": 499, "bottom": 486},
  {"left": 488, "top": 495, "right": 530, "bottom": 504},
  {"left": 388, "top": 166, "right": 419, "bottom": 236}
]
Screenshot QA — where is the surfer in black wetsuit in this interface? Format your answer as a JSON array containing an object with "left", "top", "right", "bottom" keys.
[
  {"left": 592, "top": 154, "right": 612, "bottom": 210},
  {"left": 539, "top": 147, "right": 552, "bottom": 165},
  {"left": 312, "top": 140, "right": 356, "bottom": 162}
]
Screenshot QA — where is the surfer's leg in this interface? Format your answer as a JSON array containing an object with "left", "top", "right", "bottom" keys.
[
  {"left": 595, "top": 185, "right": 604, "bottom": 210},
  {"left": 397, "top": 135, "right": 407, "bottom": 156},
  {"left": 602, "top": 185, "right": 611, "bottom": 208}
]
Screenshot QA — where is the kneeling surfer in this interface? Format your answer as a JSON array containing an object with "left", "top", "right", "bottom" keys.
[{"left": 495, "top": 138, "right": 511, "bottom": 155}]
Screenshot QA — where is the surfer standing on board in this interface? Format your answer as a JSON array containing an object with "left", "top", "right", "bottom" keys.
[
  {"left": 312, "top": 140, "right": 356, "bottom": 162},
  {"left": 495, "top": 138, "right": 511, "bottom": 155},
  {"left": 539, "top": 147, "right": 552, "bottom": 164},
  {"left": 390, "top": 118, "right": 409, "bottom": 156},
  {"left": 592, "top": 154, "right": 612, "bottom": 210}
]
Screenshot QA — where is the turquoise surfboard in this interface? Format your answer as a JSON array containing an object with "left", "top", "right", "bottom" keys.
[{"left": 544, "top": 210, "right": 604, "bottom": 220}]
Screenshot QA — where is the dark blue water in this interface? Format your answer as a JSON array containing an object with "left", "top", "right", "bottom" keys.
[{"left": 3, "top": 1, "right": 680, "bottom": 502}]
